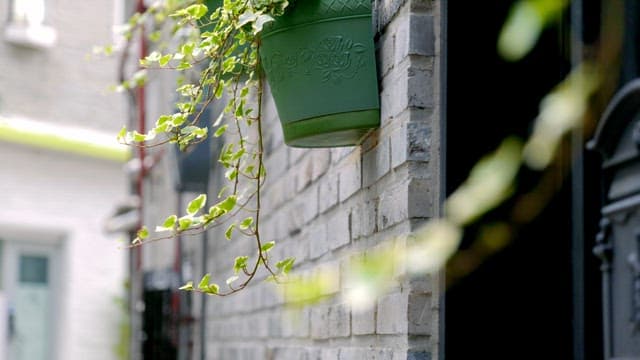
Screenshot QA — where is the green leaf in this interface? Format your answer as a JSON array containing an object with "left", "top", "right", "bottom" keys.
[
  {"left": 198, "top": 273, "right": 211, "bottom": 289},
  {"left": 164, "top": 214, "right": 178, "bottom": 228},
  {"left": 177, "top": 61, "right": 192, "bottom": 70},
  {"left": 239, "top": 217, "right": 253, "bottom": 230},
  {"left": 178, "top": 216, "right": 193, "bottom": 230},
  {"left": 193, "top": 127, "right": 208, "bottom": 138},
  {"left": 149, "top": 31, "right": 162, "bottom": 42},
  {"left": 214, "top": 124, "right": 228, "bottom": 137},
  {"left": 218, "top": 195, "right": 237, "bottom": 212},
  {"left": 145, "top": 51, "right": 161, "bottom": 62},
  {"left": 225, "top": 168, "right": 238, "bottom": 181},
  {"left": 207, "top": 283, "right": 219, "bottom": 294},
  {"left": 233, "top": 256, "right": 248, "bottom": 274},
  {"left": 226, "top": 275, "right": 239, "bottom": 285},
  {"left": 179, "top": 281, "right": 194, "bottom": 291},
  {"left": 261, "top": 241, "right": 275, "bottom": 253},
  {"left": 254, "top": 14, "right": 274, "bottom": 34},
  {"left": 186, "top": 4, "right": 208, "bottom": 19},
  {"left": 137, "top": 226, "right": 149, "bottom": 240},
  {"left": 237, "top": 11, "right": 256, "bottom": 28},
  {"left": 117, "top": 126, "right": 127, "bottom": 141},
  {"left": 159, "top": 54, "right": 172, "bottom": 67},
  {"left": 276, "top": 257, "right": 295, "bottom": 275},
  {"left": 133, "top": 131, "right": 146, "bottom": 142},
  {"left": 225, "top": 223, "right": 235, "bottom": 240},
  {"left": 187, "top": 194, "right": 207, "bottom": 215}
]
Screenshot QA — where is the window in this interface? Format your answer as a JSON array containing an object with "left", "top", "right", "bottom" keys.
[
  {"left": 4, "top": 0, "right": 57, "bottom": 48},
  {"left": 11, "top": 0, "right": 46, "bottom": 26}
]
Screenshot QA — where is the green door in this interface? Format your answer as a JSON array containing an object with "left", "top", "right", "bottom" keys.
[{"left": 4, "top": 243, "right": 57, "bottom": 360}]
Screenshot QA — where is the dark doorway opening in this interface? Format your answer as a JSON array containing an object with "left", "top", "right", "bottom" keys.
[
  {"left": 444, "top": 1, "right": 602, "bottom": 359},
  {"left": 143, "top": 289, "right": 178, "bottom": 360}
]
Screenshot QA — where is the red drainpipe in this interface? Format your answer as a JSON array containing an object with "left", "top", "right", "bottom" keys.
[{"left": 135, "top": 0, "right": 147, "bottom": 271}]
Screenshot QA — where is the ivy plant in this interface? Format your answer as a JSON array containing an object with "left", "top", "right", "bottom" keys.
[{"left": 112, "top": 0, "right": 294, "bottom": 296}]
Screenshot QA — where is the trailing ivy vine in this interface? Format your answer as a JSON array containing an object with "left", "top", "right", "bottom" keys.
[{"left": 111, "top": 0, "right": 295, "bottom": 296}]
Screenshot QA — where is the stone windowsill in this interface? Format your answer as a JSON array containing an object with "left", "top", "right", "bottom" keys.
[{"left": 4, "top": 23, "right": 57, "bottom": 48}]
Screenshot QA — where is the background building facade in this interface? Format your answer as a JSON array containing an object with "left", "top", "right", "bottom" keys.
[{"left": 0, "top": 0, "right": 129, "bottom": 359}]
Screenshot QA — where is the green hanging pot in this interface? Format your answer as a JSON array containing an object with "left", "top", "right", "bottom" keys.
[{"left": 260, "top": 0, "right": 380, "bottom": 147}]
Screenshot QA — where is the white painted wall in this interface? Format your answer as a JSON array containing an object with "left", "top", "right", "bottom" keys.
[
  {"left": 0, "top": 144, "right": 127, "bottom": 360},
  {"left": 0, "top": 0, "right": 130, "bottom": 358}
]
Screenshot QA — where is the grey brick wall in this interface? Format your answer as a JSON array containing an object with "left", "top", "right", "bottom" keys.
[{"left": 195, "top": 0, "right": 442, "bottom": 358}]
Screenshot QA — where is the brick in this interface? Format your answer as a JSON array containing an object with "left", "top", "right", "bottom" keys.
[
  {"left": 363, "top": 137, "right": 391, "bottom": 187},
  {"left": 315, "top": 261, "right": 341, "bottom": 295},
  {"left": 296, "top": 153, "right": 315, "bottom": 191},
  {"left": 407, "top": 351, "right": 431, "bottom": 360},
  {"left": 307, "top": 221, "right": 328, "bottom": 260},
  {"left": 377, "top": 26, "right": 396, "bottom": 78},
  {"left": 351, "top": 198, "right": 378, "bottom": 240},
  {"left": 328, "top": 303, "right": 351, "bottom": 338},
  {"left": 289, "top": 146, "right": 308, "bottom": 165},
  {"left": 380, "top": 68, "right": 409, "bottom": 124},
  {"left": 396, "top": 14, "right": 434, "bottom": 60},
  {"left": 407, "top": 122, "right": 431, "bottom": 161},
  {"left": 377, "top": 292, "right": 408, "bottom": 334},
  {"left": 338, "top": 152, "right": 362, "bottom": 202},
  {"left": 282, "top": 308, "right": 310, "bottom": 338},
  {"left": 391, "top": 122, "right": 432, "bottom": 169},
  {"left": 318, "top": 171, "right": 339, "bottom": 213},
  {"left": 371, "top": 349, "right": 395, "bottom": 360},
  {"left": 328, "top": 210, "right": 350, "bottom": 250},
  {"left": 322, "top": 349, "right": 340, "bottom": 360},
  {"left": 407, "top": 293, "right": 431, "bottom": 335},
  {"left": 268, "top": 347, "right": 303, "bottom": 360},
  {"left": 407, "top": 67, "right": 434, "bottom": 109},
  {"left": 287, "top": 185, "right": 319, "bottom": 234},
  {"left": 352, "top": 306, "right": 376, "bottom": 335},
  {"left": 331, "top": 147, "right": 355, "bottom": 165},
  {"left": 378, "top": 184, "right": 409, "bottom": 229},
  {"left": 310, "top": 305, "right": 330, "bottom": 339},
  {"left": 408, "top": 178, "right": 432, "bottom": 219},
  {"left": 376, "top": 0, "right": 409, "bottom": 31},
  {"left": 264, "top": 143, "right": 289, "bottom": 179},
  {"left": 312, "top": 149, "right": 331, "bottom": 179}
]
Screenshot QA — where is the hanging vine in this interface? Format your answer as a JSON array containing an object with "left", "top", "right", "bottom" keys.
[{"left": 109, "top": 0, "right": 294, "bottom": 296}]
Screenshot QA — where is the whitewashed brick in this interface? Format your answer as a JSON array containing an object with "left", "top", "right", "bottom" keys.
[
  {"left": 408, "top": 178, "right": 432, "bottom": 218},
  {"left": 282, "top": 308, "right": 310, "bottom": 338},
  {"left": 328, "top": 210, "right": 350, "bottom": 250},
  {"left": 307, "top": 221, "right": 328, "bottom": 260},
  {"left": 265, "top": 143, "right": 289, "bottom": 178},
  {"left": 377, "top": 292, "right": 408, "bottom": 334},
  {"left": 319, "top": 172, "right": 339, "bottom": 213},
  {"left": 377, "top": 26, "right": 396, "bottom": 78},
  {"left": 351, "top": 198, "right": 379, "bottom": 240},
  {"left": 289, "top": 146, "right": 308, "bottom": 165},
  {"left": 329, "top": 303, "right": 351, "bottom": 338},
  {"left": 407, "top": 67, "right": 434, "bottom": 109},
  {"left": 338, "top": 151, "right": 362, "bottom": 202},
  {"left": 312, "top": 149, "right": 331, "bottom": 179},
  {"left": 352, "top": 307, "right": 376, "bottom": 335},
  {"left": 396, "top": 13, "right": 434, "bottom": 60},
  {"left": 296, "top": 153, "right": 315, "bottom": 191},
  {"left": 408, "top": 293, "right": 431, "bottom": 335},
  {"left": 363, "top": 137, "right": 391, "bottom": 187},
  {"left": 310, "top": 305, "right": 330, "bottom": 339},
  {"left": 380, "top": 68, "right": 409, "bottom": 123},
  {"left": 378, "top": 183, "right": 409, "bottom": 229},
  {"left": 322, "top": 348, "right": 340, "bottom": 360}
]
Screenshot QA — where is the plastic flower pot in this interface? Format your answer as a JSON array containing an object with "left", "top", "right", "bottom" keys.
[{"left": 260, "top": 0, "right": 380, "bottom": 147}]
